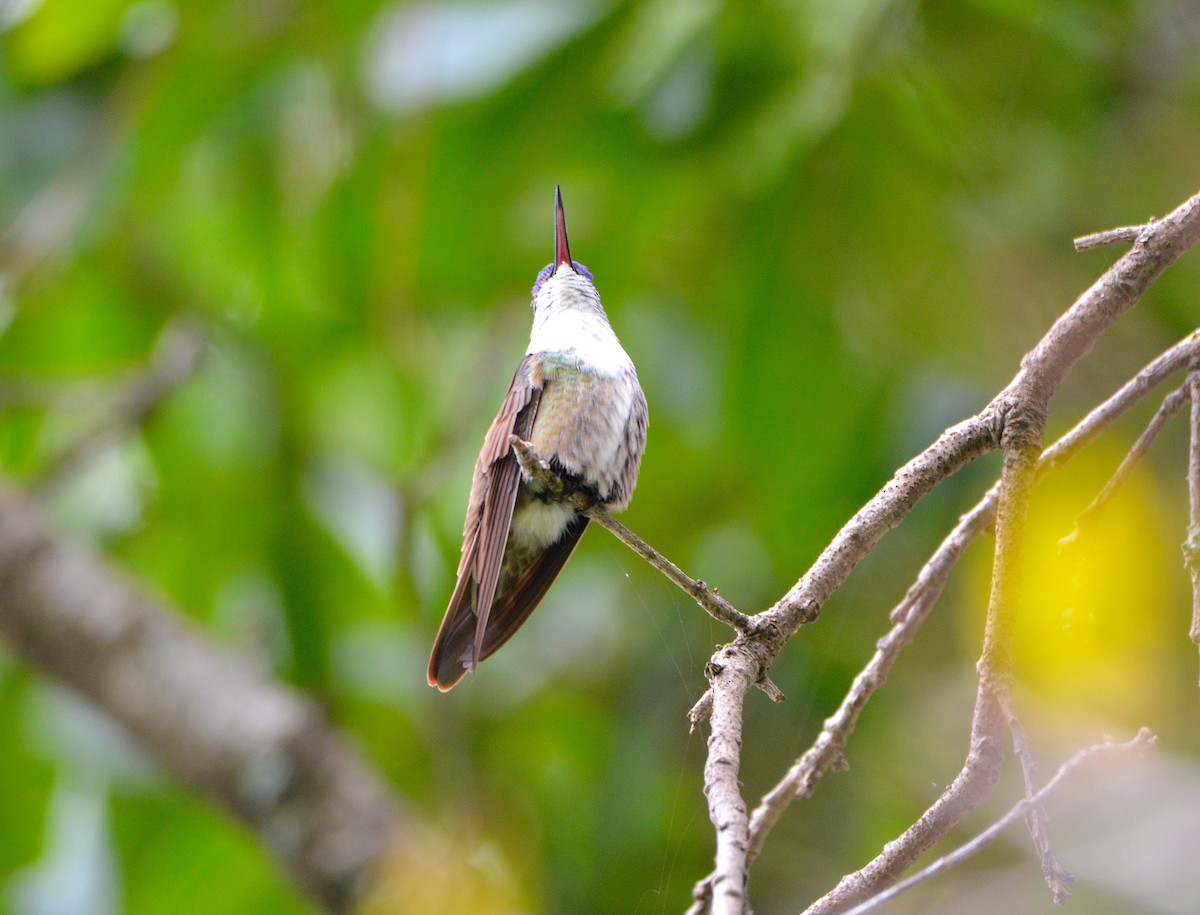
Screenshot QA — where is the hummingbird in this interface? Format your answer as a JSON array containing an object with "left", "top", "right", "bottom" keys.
[{"left": 427, "top": 188, "right": 648, "bottom": 691}]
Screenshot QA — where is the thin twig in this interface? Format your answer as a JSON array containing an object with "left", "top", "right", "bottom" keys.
[
  {"left": 1073, "top": 223, "right": 1150, "bottom": 251},
  {"left": 508, "top": 435, "right": 753, "bottom": 633},
  {"left": 1039, "top": 330, "right": 1200, "bottom": 476},
  {"left": 1185, "top": 368, "right": 1200, "bottom": 680},
  {"left": 1061, "top": 384, "right": 1189, "bottom": 546},
  {"left": 842, "top": 729, "right": 1156, "bottom": 915},
  {"left": 996, "top": 688, "right": 1074, "bottom": 903},
  {"left": 35, "top": 317, "right": 207, "bottom": 496},
  {"left": 588, "top": 506, "right": 755, "bottom": 634},
  {"left": 688, "top": 691, "right": 714, "bottom": 732}
]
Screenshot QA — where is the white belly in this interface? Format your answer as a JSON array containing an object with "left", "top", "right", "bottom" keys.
[{"left": 509, "top": 497, "right": 576, "bottom": 552}]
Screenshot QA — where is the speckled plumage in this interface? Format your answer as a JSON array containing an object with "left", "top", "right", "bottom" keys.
[{"left": 427, "top": 191, "right": 647, "bottom": 691}]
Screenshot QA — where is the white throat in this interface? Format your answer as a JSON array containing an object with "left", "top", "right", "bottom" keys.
[{"left": 526, "top": 266, "right": 634, "bottom": 377}]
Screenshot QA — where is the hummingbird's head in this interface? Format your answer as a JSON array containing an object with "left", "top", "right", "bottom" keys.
[{"left": 530, "top": 187, "right": 595, "bottom": 308}]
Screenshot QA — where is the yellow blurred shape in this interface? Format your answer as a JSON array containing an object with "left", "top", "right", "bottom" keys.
[
  {"left": 361, "top": 824, "right": 535, "bottom": 915},
  {"left": 972, "top": 444, "right": 1175, "bottom": 722}
]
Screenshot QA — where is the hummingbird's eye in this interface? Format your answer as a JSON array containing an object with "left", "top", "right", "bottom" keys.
[{"left": 531, "top": 264, "right": 555, "bottom": 303}]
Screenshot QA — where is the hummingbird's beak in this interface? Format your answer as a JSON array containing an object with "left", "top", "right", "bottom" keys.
[{"left": 554, "top": 186, "right": 574, "bottom": 271}]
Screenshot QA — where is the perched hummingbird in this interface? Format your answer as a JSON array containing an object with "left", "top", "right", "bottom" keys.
[{"left": 427, "top": 188, "right": 648, "bottom": 691}]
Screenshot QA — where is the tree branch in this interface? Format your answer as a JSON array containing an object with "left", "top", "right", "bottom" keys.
[
  {"left": 35, "top": 317, "right": 208, "bottom": 496},
  {"left": 842, "top": 729, "right": 1155, "bottom": 915},
  {"left": 996, "top": 689, "right": 1074, "bottom": 903},
  {"left": 1062, "top": 384, "right": 1189, "bottom": 546},
  {"left": 701, "top": 647, "right": 757, "bottom": 915},
  {"left": 1185, "top": 367, "right": 1200, "bottom": 678},
  {"left": 732, "top": 329, "right": 1200, "bottom": 877},
  {"left": 0, "top": 484, "right": 404, "bottom": 913},
  {"left": 804, "top": 686, "right": 1007, "bottom": 914},
  {"left": 508, "top": 435, "right": 753, "bottom": 633},
  {"left": 693, "top": 190, "right": 1200, "bottom": 912},
  {"left": 1073, "top": 222, "right": 1152, "bottom": 251}
]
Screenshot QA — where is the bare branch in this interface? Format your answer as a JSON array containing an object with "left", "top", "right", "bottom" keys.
[
  {"left": 35, "top": 317, "right": 208, "bottom": 496},
  {"left": 1186, "top": 368, "right": 1200, "bottom": 677},
  {"left": 589, "top": 505, "right": 754, "bottom": 633},
  {"left": 996, "top": 689, "right": 1074, "bottom": 903},
  {"left": 0, "top": 484, "right": 405, "bottom": 912},
  {"left": 843, "top": 729, "right": 1156, "bottom": 915},
  {"left": 508, "top": 435, "right": 753, "bottom": 633},
  {"left": 744, "top": 496, "right": 990, "bottom": 866},
  {"left": 756, "top": 195, "right": 1200, "bottom": 651},
  {"left": 738, "top": 191, "right": 1200, "bottom": 912},
  {"left": 1062, "top": 384, "right": 1189, "bottom": 545},
  {"left": 733, "top": 330, "right": 1200, "bottom": 873},
  {"left": 804, "top": 686, "right": 1007, "bottom": 914},
  {"left": 1073, "top": 223, "right": 1151, "bottom": 251},
  {"left": 701, "top": 645, "right": 758, "bottom": 915}
]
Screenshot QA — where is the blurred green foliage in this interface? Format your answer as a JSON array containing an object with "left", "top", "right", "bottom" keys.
[{"left": 2, "top": 0, "right": 1200, "bottom": 912}]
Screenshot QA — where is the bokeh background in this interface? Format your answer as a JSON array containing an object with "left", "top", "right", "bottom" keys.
[{"left": 3, "top": 1, "right": 1200, "bottom": 913}]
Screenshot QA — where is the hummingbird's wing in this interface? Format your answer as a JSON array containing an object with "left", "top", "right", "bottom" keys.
[
  {"left": 428, "top": 515, "right": 588, "bottom": 690},
  {"left": 476, "top": 514, "right": 587, "bottom": 656},
  {"left": 427, "top": 359, "right": 542, "bottom": 690}
]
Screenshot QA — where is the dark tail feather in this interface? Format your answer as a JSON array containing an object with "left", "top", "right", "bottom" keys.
[
  {"left": 426, "top": 517, "right": 588, "bottom": 691},
  {"left": 427, "top": 569, "right": 477, "bottom": 690}
]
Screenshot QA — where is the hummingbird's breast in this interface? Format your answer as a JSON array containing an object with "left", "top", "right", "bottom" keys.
[{"left": 527, "top": 355, "right": 647, "bottom": 510}]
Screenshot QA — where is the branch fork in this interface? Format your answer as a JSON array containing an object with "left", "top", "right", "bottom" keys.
[{"left": 680, "top": 195, "right": 1200, "bottom": 913}]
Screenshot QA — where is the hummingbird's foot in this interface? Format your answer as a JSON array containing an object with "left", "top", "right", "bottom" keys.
[
  {"left": 510, "top": 436, "right": 562, "bottom": 492},
  {"left": 509, "top": 436, "right": 601, "bottom": 510},
  {"left": 558, "top": 475, "right": 601, "bottom": 511},
  {"left": 545, "top": 458, "right": 600, "bottom": 509}
]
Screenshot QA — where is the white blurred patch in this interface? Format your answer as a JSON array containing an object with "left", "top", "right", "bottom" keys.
[
  {"left": 607, "top": 0, "right": 718, "bottom": 139},
  {"left": 118, "top": 1, "right": 179, "bottom": 59},
  {"left": 0, "top": 0, "right": 40, "bottom": 30},
  {"left": 1048, "top": 747, "right": 1200, "bottom": 913},
  {"left": 49, "top": 437, "right": 157, "bottom": 539},
  {"left": 361, "top": 1, "right": 602, "bottom": 113},
  {"left": 22, "top": 685, "right": 156, "bottom": 788},
  {"left": 909, "top": 745, "right": 1200, "bottom": 914},
  {"left": 5, "top": 685, "right": 158, "bottom": 915},
  {"left": 275, "top": 61, "right": 353, "bottom": 212},
  {"left": 303, "top": 456, "right": 400, "bottom": 588},
  {"left": 640, "top": 44, "right": 713, "bottom": 140},
  {"left": 6, "top": 778, "right": 120, "bottom": 915}
]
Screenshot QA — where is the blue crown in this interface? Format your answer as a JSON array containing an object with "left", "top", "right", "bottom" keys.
[{"left": 531, "top": 262, "right": 593, "bottom": 301}]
